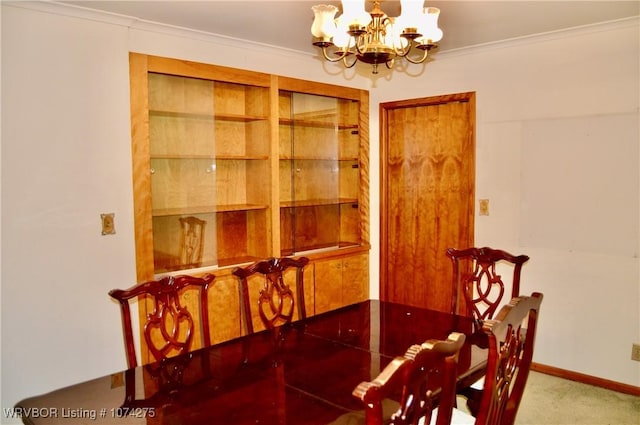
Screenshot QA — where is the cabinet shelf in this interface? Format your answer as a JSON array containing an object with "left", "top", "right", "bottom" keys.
[
  {"left": 279, "top": 118, "right": 358, "bottom": 130},
  {"left": 151, "top": 154, "right": 269, "bottom": 160},
  {"left": 279, "top": 156, "right": 358, "bottom": 162},
  {"left": 150, "top": 109, "right": 268, "bottom": 122},
  {"left": 153, "top": 203, "right": 268, "bottom": 217},
  {"left": 155, "top": 255, "right": 263, "bottom": 273},
  {"left": 280, "top": 198, "right": 358, "bottom": 208},
  {"left": 280, "top": 241, "right": 361, "bottom": 257}
]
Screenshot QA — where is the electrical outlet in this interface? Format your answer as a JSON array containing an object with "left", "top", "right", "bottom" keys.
[
  {"left": 110, "top": 372, "right": 124, "bottom": 388},
  {"left": 632, "top": 344, "right": 640, "bottom": 362}
]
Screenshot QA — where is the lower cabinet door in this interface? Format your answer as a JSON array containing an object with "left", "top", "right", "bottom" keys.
[
  {"left": 205, "top": 274, "right": 242, "bottom": 343},
  {"left": 313, "top": 253, "right": 369, "bottom": 315},
  {"left": 342, "top": 253, "right": 369, "bottom": 306},
  {"left": 313, "top": 258, "right": 344, "bottom": 315}
]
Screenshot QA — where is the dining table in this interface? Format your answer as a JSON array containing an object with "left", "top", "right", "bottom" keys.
[{"left": 14, "top": 300, "right": 486, "bottom": 425}]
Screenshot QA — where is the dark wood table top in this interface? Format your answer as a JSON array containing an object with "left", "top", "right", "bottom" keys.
[{"left": 15, "top": 300, "right": 485, "bottom": 425}]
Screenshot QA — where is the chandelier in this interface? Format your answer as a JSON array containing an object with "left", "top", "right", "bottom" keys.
[{"left": 311, "top": 0, "right": 443, "bottom": 74}]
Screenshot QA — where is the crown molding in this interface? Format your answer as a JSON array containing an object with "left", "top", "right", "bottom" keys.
[
  {"left": 437, "top": 15, "right": 639, "bottom": 59},
  {"left": 5, "top": 1, "right": 138, "bottom": 28},
  {"left": 7, "top": 1, "right": 638, "bottom": 61},
  {"left": 5, "top": 1, "right": 315, "bottom": 60}
]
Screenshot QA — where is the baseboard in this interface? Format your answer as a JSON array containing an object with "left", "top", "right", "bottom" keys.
[{"left": 531, "top": 362, "right": 640, "bottom": 396}]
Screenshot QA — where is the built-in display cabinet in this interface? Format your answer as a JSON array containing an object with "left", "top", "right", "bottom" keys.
[{"left": 129, "top": 54, "right": 370, "bottom": 336}]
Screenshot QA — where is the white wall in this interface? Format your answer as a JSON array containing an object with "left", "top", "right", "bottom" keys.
[
  {"left": 1, "top": 1, "right": 638, "bottom": 417},
  {"left": 368, "top": 19, "right": 640, "bottom": 386},
  {"left": 0, "top": 2, "right": 371, "bottom": 416},
  {"left": 1, "top": 3, "right": 136, "bottom": 417}
]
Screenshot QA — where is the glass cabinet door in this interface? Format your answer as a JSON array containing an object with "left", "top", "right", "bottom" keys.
[
  {"left": 148, "top": 73, "right": 270, "bottom": 274},
  {"left": 279, "top": 91, "right": 361, "bottom": 256}
]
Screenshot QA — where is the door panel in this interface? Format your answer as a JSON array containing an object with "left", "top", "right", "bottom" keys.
[{"left": 380, "top": 93, "right": 475, "bottom": 312}]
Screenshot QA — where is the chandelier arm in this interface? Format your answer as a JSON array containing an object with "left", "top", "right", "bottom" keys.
[
  {"left": 321, "top": 46, "right": 351, "bottom": 63},
  {"left": 385, "top": 58, "right": 395, "bottom": 69},
  {"left": 393, "top": 38, "right": 414, "bottom": 58},
  {"left": 353, "top": 34, "right": 367, "bottom": 57},
  {"left": 402, "top": 46, "right": 430, "bottom": 65},
  {"left": 343, "top": 53, "right": 358, "bottom": 68}
]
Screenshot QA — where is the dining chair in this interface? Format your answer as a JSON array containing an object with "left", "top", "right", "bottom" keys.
[
  {"left": 109, "top": 273, "right": 215, "bottom": 368},
  {"left": 446, "top": 247, "right": 530, "bottom": 330},
  {"left": 352, "top": 332, "right": 466, "bottom": 425},
  {"left": 232, "top": 256, "right": 309, "bottom": 335},
  {"left": 447, "top": 247, "right": 530, "bottom": 411},
  {"left": 450, "top": 292, "right": 544, "bottom": 425}
]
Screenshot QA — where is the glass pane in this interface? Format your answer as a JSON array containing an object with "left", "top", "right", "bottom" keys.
[
  {"left": 292, "top": 92, "right": 339, "bottom": 253},
  {"left": 148, "top": 73, "right": 218, "bottom": 273},
  {"left": 279, "top": 90, "right": 361, "bottom": 256}
]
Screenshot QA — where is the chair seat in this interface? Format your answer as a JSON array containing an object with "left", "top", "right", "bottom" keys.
[
  {"left": 445, "top": 407, "right": 476, "bottom": 425},
  {"left": 327, "top": 399, "right": 400, "bottom": 425},
  {"left": 329, "top": 399, "right": 477, "bottom": 425}
]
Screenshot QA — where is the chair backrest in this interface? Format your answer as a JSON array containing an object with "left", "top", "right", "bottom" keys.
[
  {"left": 447, "top": 247, "right": 530, "bottom": 328},
  {"left": 475, "top": 292, "right": 543, "bottom": 425},
  {"left": 232, "top": 257, "right": 309, "bottom": 335},
  {"left": 353, "top": 332, "right": 466, "bottom": 425},
  {"left": 109, "top": 273, "right": 215, "bottom": 368}
]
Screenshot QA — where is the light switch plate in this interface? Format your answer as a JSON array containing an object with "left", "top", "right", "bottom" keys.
[
  {"left": 479, "top": 199, "right": 490, "bottom": 216},
  {"left": 632, "top": 343, "right": 640, "bottom": 362},
  {"left": 101, "top": 213, "right": 116, "bottom": 235}
]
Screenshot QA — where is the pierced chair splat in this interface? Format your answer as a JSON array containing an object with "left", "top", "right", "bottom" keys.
[
  {"left": 232, "top": 256, "right": 309, "bottom": 335},
  {"left": 446, "top": 247, "right": 530, "bottom": 330},
  {"left": 109, "top": 273, "right": 215, "bottom": 369}
]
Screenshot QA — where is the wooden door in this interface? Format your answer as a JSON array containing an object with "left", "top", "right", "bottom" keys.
[{"left": 380, "top": 93, "right": 475, "bottom": 312}]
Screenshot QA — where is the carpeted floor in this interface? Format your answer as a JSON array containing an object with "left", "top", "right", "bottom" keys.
[{"left": 514, "top": 371, "right": 640, "bottom": 425}]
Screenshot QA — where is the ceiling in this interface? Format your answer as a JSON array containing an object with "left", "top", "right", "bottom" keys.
[{"left": 60, "top": 1, "right": 639, "bottom": 54}]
